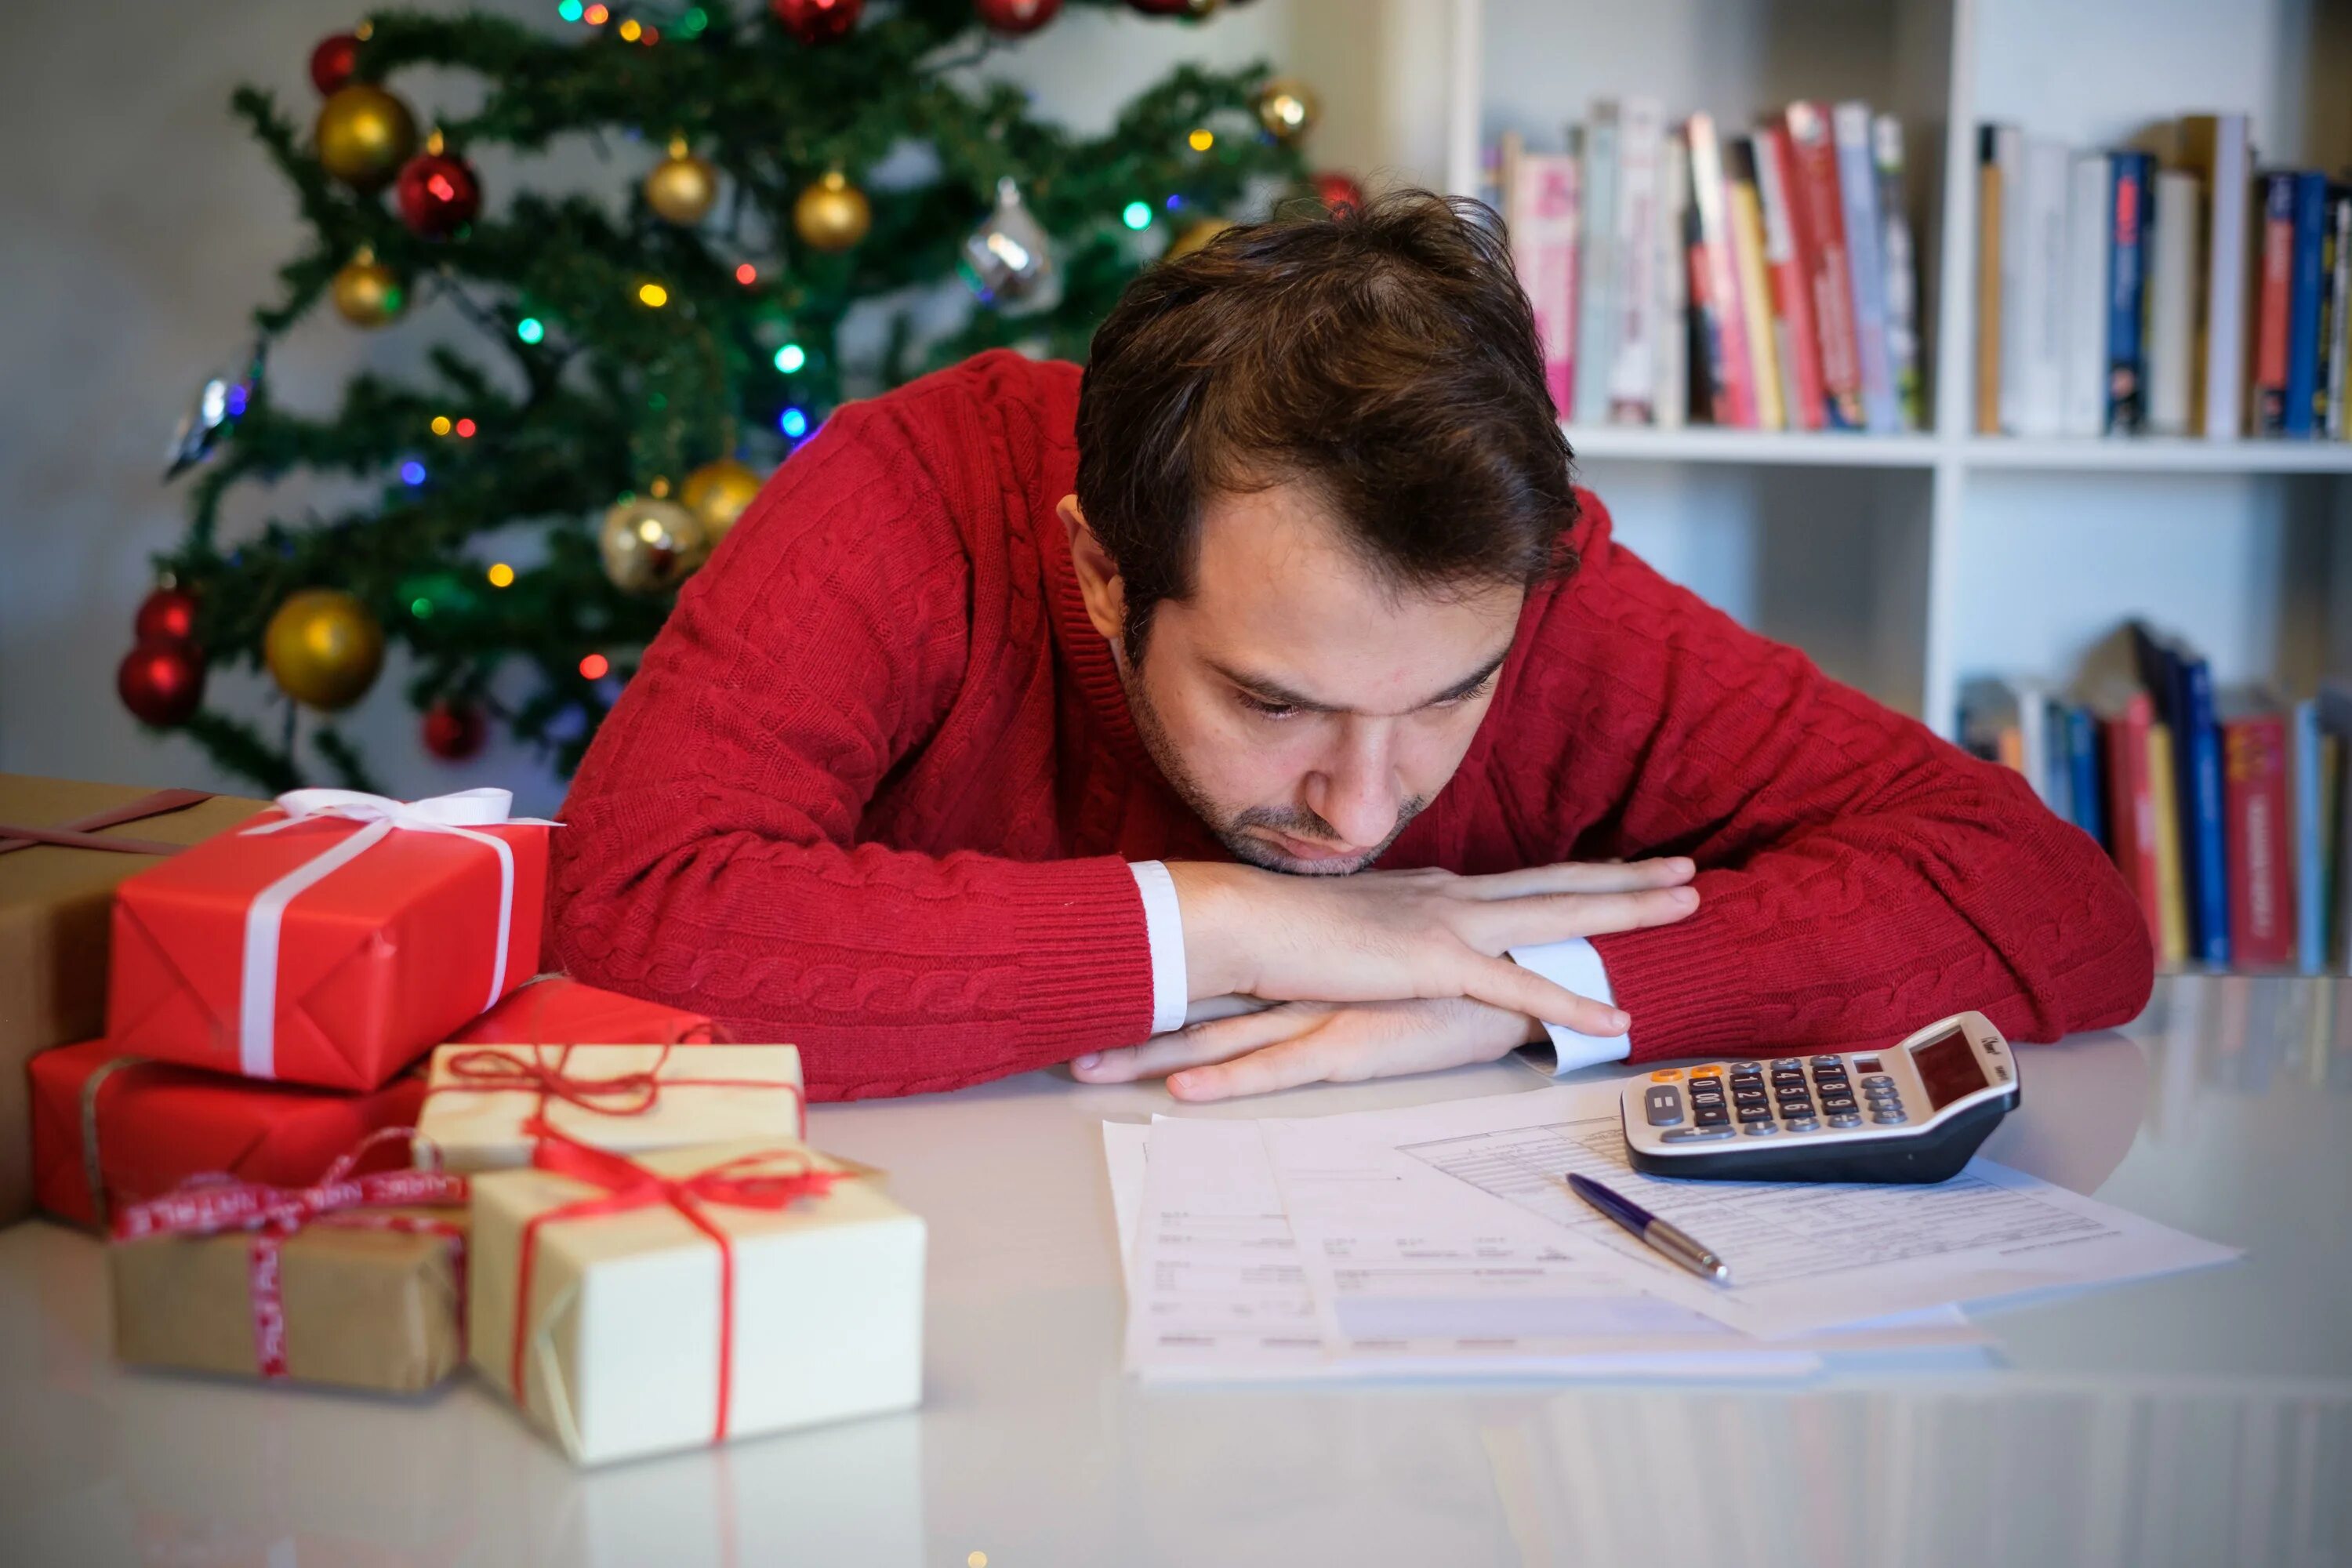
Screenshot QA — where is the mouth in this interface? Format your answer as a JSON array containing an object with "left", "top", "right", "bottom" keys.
[{"left": 1258, "top": 829, "right": 1369, "bottom": 866}]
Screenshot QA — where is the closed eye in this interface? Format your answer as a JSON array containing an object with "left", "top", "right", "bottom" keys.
[{"left": 1238, "top": 691, "right": 1301, "bottom": 720}]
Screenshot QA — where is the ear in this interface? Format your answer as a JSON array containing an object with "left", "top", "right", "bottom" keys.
[{"left": 1058, "top": 495, "right": 1127, "bottom": 648}]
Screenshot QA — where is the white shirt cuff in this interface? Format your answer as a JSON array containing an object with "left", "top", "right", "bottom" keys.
[
  {"left": 1128, "top": 860, "right": 1189, "bottom": 1036},
  {"left": 1507, "top": 937, "right": 1630, "bottom": 1073}
]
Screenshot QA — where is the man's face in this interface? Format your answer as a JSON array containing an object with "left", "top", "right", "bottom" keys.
[{"left": 1062, "top": 484, "right": 1525, "bottom": 877}]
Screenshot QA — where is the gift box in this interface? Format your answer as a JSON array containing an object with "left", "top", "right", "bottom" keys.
[
  {"left": 470, "top": 1130, "right": 925, "bottom": 1466},
  {"left": 0, "top": 775, "right": 267, "bottom": 1224},
  {"left": 108, "top": 1137, "right": 467, "bottom": 1393},
  {"left": 28, "top": 1038, "right": 427, "bottom": 1230},
  {"left": 448, "top": 975, "right": 717, "bottom": 1048},
  {"left": 106, "top": 788, "right": 554, "bottom": 1091},
  {"left": 417, "top": 1042, "right": 805, "bottom": 1173}
]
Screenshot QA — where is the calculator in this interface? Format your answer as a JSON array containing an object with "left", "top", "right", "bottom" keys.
[{"left": 1619, "top": 1011, "right": 2020, "bottom": 1184}]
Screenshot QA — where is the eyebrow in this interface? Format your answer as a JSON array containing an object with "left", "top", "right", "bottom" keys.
[{"left": 1210, "top": 648, "right": 1512, "bottom": 717}]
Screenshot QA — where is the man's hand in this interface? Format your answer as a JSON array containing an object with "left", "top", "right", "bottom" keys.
[
  {"left": 1167, "top": 857, "right": 1697, "bottom": 1037},
  {"left": 1071, "top": 996, "right": 1544, "bottom": 1101}
]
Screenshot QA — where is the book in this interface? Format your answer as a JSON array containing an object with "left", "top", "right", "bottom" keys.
[
  {"left": 1834, "top": 103, "right": 1900, "bottom": 433},
  {"left": 1789, "top": 103, "right": 1864, "bottom": 430},
  {"left": 2321, "top": 682, "right": 2352, "bottom": 967},
  {"left": 2291, "top": 698, "right": 2326, "bottom": 972},
  {"left": 2325, "top": 185, "right": 2350, "bottom": 441},
  {"left": 2252, "top": 172, "right": 2298, "bottom": 436},
  {"left": 2221, "top": 702, "right": 2295, "bottom": 968},
  {"left": 1685, "top": 113, "right": 1755, "bottom": 427},
  {"left": 2067, "top": 703, "right": 2107, "bottom": 851},
  {"left": 1989, "top": 124, "right": 2028, "bottom": 433},
  {"left": 1576, "top": 102, "right": 1621, "bottom": 424},
  {"left": 2132, "top": 622, "right": 2230, "bottom": 964},
  {"left": 1752, "top": 123, "right": 1827, "bottom": 431},
  {"left": 2062, "top": 151, "right": 2112, "bottom": 438},
  {"left": 2106, "top": 151, "right": 2154, "bottom": 434},
  {"left": 2147, "top": 722, "right": 2191, "bottom": 965},
  {"left": 1656, "top": 130, "right": 1691, "bottom": 430},
  {"left": 2177, "top": 114, "right": 2251, "bottom": 438},
  {"left": 1506, "top": 141, "right": 1581, "bottom": 417},
  {"left": 1873, "top": 114, "right": 1924, "bottom": 431},
  {"left": 1724, "top": 137, "right": 1786, "bottom": 430},
  {"left": 2014, "top": 138, "right": 2072, "bottom": 437},
  {"left": 2043, "top": 694, "right": 2075, "bottom": 824},
  {"left": 1608, "top": 98, "right": 1665, "bottom": 424},
  {"left": 1975, "top": 125, "right": 2009, "bottom": 434},
  {"left": 2147, "top": 169, "right": 2200, "bottom": 435},
  {"left": 2103, "top": 691, "right": 2164, "bottom": 951},
  {"left": 2284, "top": 170, "right": 2329, "bottom": 438}
]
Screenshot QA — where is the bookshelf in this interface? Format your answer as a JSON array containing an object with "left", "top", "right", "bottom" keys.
[{"left": 1438, "top": 0, "right": 2352, "bottom": 746}]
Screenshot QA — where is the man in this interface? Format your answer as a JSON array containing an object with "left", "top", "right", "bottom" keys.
[{"left": 550, "top": 191, "right": 2151, "bottom": 1103}]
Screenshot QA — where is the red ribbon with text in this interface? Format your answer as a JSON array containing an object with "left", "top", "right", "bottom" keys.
[{"left": 509, "top": 1119, "right": 841, "bottom": 1443}]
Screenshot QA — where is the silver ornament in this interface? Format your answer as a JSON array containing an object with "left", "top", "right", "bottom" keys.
[
  {"left": 165, "top": 339, "right": 267, "bottom": 479},
  {"left": 957, "top": 176, "right": 1057, "bottom": 310}
]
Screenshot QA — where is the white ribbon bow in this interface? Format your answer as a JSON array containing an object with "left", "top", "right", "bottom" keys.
[{"left": 235, "top": 789, "right": 561, "bottom": 1080}]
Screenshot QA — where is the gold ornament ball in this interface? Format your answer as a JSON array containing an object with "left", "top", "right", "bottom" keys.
[
  {"left": 600, "top": 496, "right": 710, "bottom": 593},
  {"left": 314, "top": 82, "right": 418, "bottom": 191},
  {"left": 1167, "top": 216, "right": 1236, "bottom": 260},
  {"left": 263, "top": 588, "right": 385, "bottom": 711},
  {"left": 680, "top": 458, "right": 765, "bottom": 543},
  {"left": 793, "top": 170, "right": 873, "bottom": 252},
  {"left": 645, "top": 140, "right": 720, "bottom": 227},
  {"left": 330, "top": 252, "right": 405, "bottom": 328},
  {"left": 1254, "top": 77, "right": 1319, "bottom": 143}
]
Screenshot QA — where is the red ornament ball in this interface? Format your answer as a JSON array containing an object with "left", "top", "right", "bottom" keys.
[
  {"left": 118, "top": 638, "right": 205, "bottom": 728},
  {"left": 976, "top": 0, "right": 1060, "bottom": 32},
  {"left": 396, "top": 151, "right": 481, "bottom": 239},
  {"left": 134, "top": 586, "right": 199, "bottom": 644},
  {"left": 422, "top": 698, "right": 487, "bottom": 761},
  {"left": 770, "top": 0, "right": 862, "bottom": 45},
  {"left": 1127, "top": 0, "right": 1212, "bottom": 13},
  {"left": 309, "top": 32, "right": 362, "bottom": 96},
  {"left": 1313, "top": 170, "right": 1366, "bottom": 216}
]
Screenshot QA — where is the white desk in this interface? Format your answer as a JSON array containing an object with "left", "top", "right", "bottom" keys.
[{"left": 3, "top": 975, "right": 2347, "bottom": 1567}]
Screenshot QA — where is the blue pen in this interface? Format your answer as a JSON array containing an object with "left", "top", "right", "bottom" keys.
[{"left": 1566, "top": 1171, "right": 1733, "bottom": 1286}]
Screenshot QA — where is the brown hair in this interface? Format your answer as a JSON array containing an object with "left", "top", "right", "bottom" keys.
[{"left": 1074, "top": 188, "right": 1578, "bottom": 659}]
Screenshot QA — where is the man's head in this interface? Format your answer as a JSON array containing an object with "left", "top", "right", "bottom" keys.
[{"left": 1064, "top": 189, "right": 1578, "bottom": 876}]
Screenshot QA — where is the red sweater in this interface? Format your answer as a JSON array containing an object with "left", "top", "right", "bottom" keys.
[{"left": 551, "top": 350, "right": 2153, "bottom": 1100}]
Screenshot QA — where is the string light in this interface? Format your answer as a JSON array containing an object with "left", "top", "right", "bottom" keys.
[
  {"left": 225, "top": 385, "right": 250, "bottom": 417},
  {"left": 456, "top": 418, "right": 477, "bottom": 438},
  {"left": 579, "top": 652, "right": 610, "bottom": 680},
  {"left": 641, "top": 25, "right": 659, "bottom": 43},
  {"left": 773, "top": 343, "right": 805, "bottom": 373},
  {"left": 618, "top": 17, "right": 641, "bottom": 40},
  {"left": 1121, "top": 200, "right": 1152, "bottom": 230},
  {"left": 1189, "top": 129, "right": 1214, "bottom": 152},
  {"left": 637, "top": 281, "right": 669, "bottom": 308},
  {"left": 411, "top": 597, "right": 434, "bottom": 619},
  {"left": 430, "top": 415, "right": 452, "bottom": 436},
  {"left": 557, "top": 0, "right": 582, "bottom": 18},
  {"left": 401, "top": 459, "right": 427, "bottom": 485},
  {"left": 517, "top": 316, "right": 546, "bottom": 343},
  {"left": 778, "top": 407, "right": 808, "bottom": 438},
  {"left": 583, "top": 2, "right": 609, "bottom": 23},
  {"left": 735, "top": 262, "right": 758, "bottom": 285},
  {"left": 681, "top": 5, "right": 709, "bottom": 33},
  {"left": 486, "top": 562, "right": 516, "bottom": 588}
]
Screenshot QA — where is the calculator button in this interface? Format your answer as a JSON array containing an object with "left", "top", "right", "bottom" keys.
[
  {"left": 1771, "top": 1058, "right": 1800, "bottom": 1070},
  {"left": 1742, "top": 1120, "right": 1780, "bottom": 1135},
  {"left": 1809, "top": 1055, "right": 1841, "bottom": 1068},
  {"left": 1690, "top": 1097, "right": 1724, "bottom": 1114},
  {"left": 1861, "top": 1074, "right": 1894, "bottom": 1090},
  {"left": 1694, "top": 1107, "right": 1730, "bottom": 1127},
  {"left": 1642, "top": 1085, "right": 1685, "bottom": 1127},
  {"left": 1820, "top": 1097, "right": 1857, "bottom": 1115},
  {"left": 1650, "top": 1069, "right": 1684, "bottom": 1083},
  {"left": 1661, "top": 1127, "right": 1737, "bottom": 1144},
  {"left": 1689, "top": 1076, "right": 1722, "bottom": 1091},
  {"left": 1871, "top": 1109, "right": 1908, "bottom": 1124},
  {"left": 1782, "top": 1117, "right": 1819, "bottom": 1132},
  {"left": 1736, "top": 1105, "right": 1774, "bottom": 1123},
  {"left": 1828, "top": 1112, "right": 1863, "bottom": 1128}
]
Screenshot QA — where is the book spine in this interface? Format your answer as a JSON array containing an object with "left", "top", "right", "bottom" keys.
[
  {"left": 2223, "top": 713, "right": 2296, "bottom": 967},
  {"left": 2017, "top": 684, "right": 2052, "bottom": 808},
  {"left": 2044, "top": 697, "right": 2074, "bottom": 825},
  {"left": 1608, "top": 98, "right": 1664, "bottom": 424},
  {"left": 1575, "top": 104, "right": 1621, "bottom": 424},
  {"left": 1975, "top": 125, "right": 2006, "bottom": 434},
  {"left": 2325, "top": 186, "right": 2350, "bottom": 441},
  {"left": 1686, "top": 114, "right": 1756, "bottom": 426},
  {"left": 2190, "top": 115, "right": 2252, "bottom": 437},
  {"left": 2147, "top": 170, "right": 2199, "bottom": 435},
  {"left": 2069, "top": 705, "right": 2107, "bottom": 851},
  {"left": 1994, "top": 125, "right": 2028, "bottom": 434},
  {"left": 2180, "top": 657, "right": 2230, "bottom": 964},
  {"left": 1508, "top": 151, "right": 1582, "bottom": 417},
  {"left": 2147, "top": 722, "right": 2190, "bottom": 965},
  {"left": 1873, "top": 114, "right": 1924, "bottom": 431},
  {"left": 1791, "top": 103, "right": 1864, "bottom": 429},
  {"left": 1655, "top": 131, "right": 1691, "bottom": 430},
  {"left": 2252, "top": 172, "right": 2297, "bottom": 436},
  {"left": 2292, "top": 699, "right": 2324, "bottom": 972},
  {"left": 2106, "top": 151, "right": 2151, "bottom": 434},
  {"left": 2062, "top": 152, "right": 2111, "bottom": 438},
  {"left": 1835, "top": 103, "right": 1898, "bottom": 432},
  {"left": 2105, "top": 695, "right": 2162, "bottom": 949},
  {"left": 2017, "top": 139, "right": 2073, "bottom": 437},
  {"left": 2285, "top": 171, "right": 2328, "bottom": 438},
  {"left": 1725, "top": 137, "right": 1787, "bottom": 430},
  {"left": 1753, "top": 124, "right": 1827, "bottom": 430}
]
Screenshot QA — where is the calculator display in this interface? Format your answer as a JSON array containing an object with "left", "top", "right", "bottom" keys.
[{"left": 1910, "top": 1027, "right": 1987, "bottom": 1110}]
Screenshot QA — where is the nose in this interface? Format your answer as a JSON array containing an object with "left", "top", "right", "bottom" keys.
[{"left": 1305, "top": 720, "right": 1403, "bottom": 849}]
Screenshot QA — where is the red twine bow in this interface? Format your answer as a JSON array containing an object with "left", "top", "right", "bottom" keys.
[
  {"left": 111, "top": 1127, "right": 466, "bottom": 1379},
  {"left": 433, "top": 1038, "right": 807, "bottom": 1141},
  {"left": 510, "top": 1118, "right": 841, "bottom": 1443}
]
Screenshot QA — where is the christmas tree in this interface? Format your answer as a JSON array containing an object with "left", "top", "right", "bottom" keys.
[{"left": 122, "top": 0, "right": 1330, "bottom": 794}]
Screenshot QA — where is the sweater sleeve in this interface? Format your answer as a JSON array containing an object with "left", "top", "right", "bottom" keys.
[
  {"left": 546, "top": 403, "right": 1156, "bottom": 1100},
  {"left": 1518, "top": 493, "right": 2154, "bottom": 1062}
]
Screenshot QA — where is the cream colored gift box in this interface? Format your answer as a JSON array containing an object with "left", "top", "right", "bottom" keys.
[
  {"left": 416, "top": 1043, "right": 804, "bottom": 1173},
  {"left": 468, "top": 1138, "right": 925, "bottom": 1466}
]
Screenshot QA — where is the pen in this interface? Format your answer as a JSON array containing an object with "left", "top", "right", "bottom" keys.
[{"left": 1566, "top": 1171, "right": 1733, "bottom": 1286}]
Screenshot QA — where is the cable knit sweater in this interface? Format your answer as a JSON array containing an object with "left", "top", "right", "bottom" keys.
[{"left": 550, "top": 349, "right": 2154, "bottom": 1100}]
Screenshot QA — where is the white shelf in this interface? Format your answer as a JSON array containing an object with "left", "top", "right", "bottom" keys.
[
  {"left": 1563, "top": 426, "right": 2352, "bottom": 477},
  {"left": 1962, "top": 437, "right": 2352, "bottom": 476},
  {"left": 1563, "top": 426, "right": 1941, "bottom": 470}
]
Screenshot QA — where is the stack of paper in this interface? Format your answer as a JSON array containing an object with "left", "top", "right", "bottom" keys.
[{"left": 1109, "top": 1082, "right": 2234, "bottom": 1383}]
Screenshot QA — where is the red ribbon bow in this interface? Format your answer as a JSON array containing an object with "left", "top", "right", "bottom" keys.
[
  {"left": 510, "top": 1119, "right": 841, "bottom": 1443},
  {"left": 434, "top": 1037, "right": 806, "bottom": 1140},
  {"left": 111, "top": 1127, "right": 466, "bottom": 1379}
]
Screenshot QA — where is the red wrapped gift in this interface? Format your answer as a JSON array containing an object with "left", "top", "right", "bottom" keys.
[
  {"left": 448, "top": 975, "right": 718, "bottom": 1048},
  {"left": 29, "top": 1039, "right": 429, "bottom": 1230},
  {"left": 106, "top": 788, "right": 554, "bottom": 1091}
]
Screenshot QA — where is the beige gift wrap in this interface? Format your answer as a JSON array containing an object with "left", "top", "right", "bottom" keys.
[
  {"left": 416, "top": 1042, "right": 805, "bottom": 1172},
  {"left": 469, "top": 1132, "right": 925, "bottom": 1466}
]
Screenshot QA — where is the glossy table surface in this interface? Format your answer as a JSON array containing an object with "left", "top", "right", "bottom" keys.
[{"left": 3, "top": 975, "right": 2347, "bottom": 1567}]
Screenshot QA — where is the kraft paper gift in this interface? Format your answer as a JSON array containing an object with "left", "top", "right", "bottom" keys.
[
  {"left": 416, "top": 1042, "right": 805, "bottom": 1173},
  {"left": 470, "top": 1131, "right": 924, "bottom": 1466}
]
